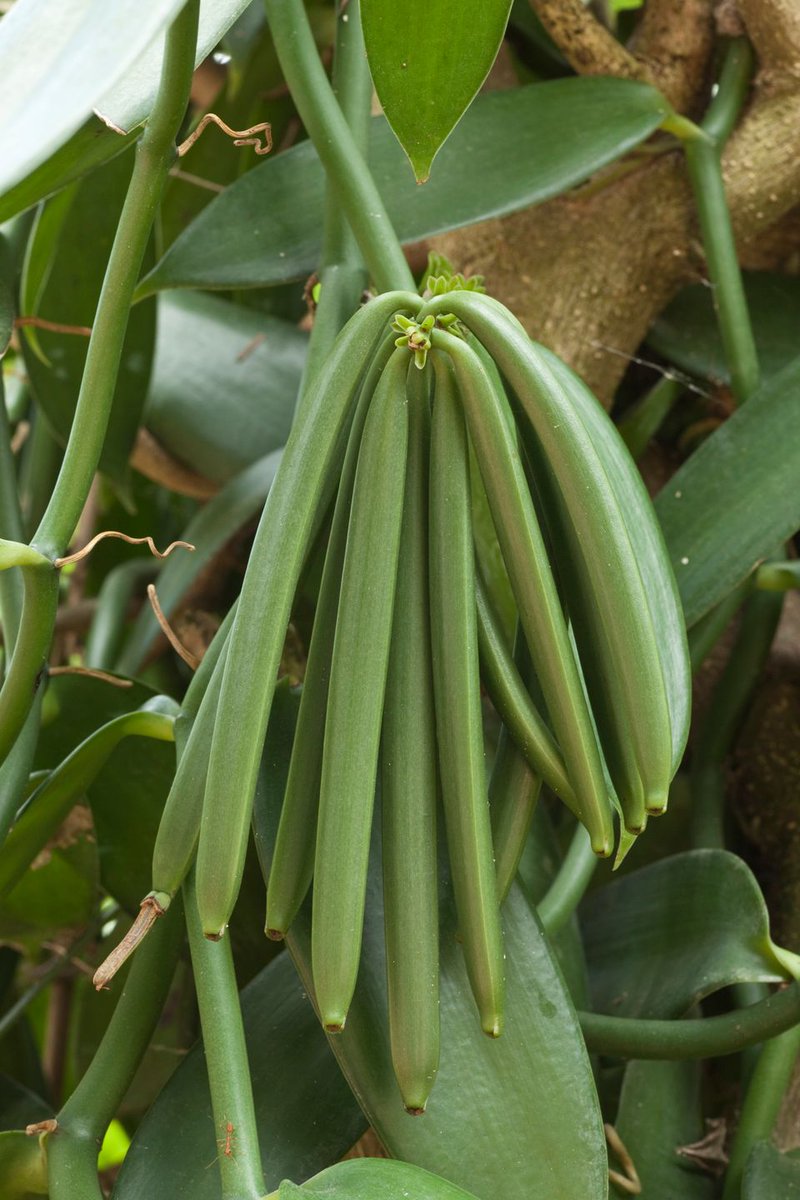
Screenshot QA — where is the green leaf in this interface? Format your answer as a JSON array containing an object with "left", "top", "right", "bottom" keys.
[
  {"left": 0, "top": 0, "right": 255, "bottom": 223},
  {"left": 0, "top": 237, "right": 14, "bottom": 357},
  {"left": 361, "top": 0, "right": 513, "bottom": 183},
  {"left": 284, "top": 1158, "right": 483, "bottom": 1198},
  {"left": 0, "top": 1075, "right": 51, "bottom": 1131},
  {"left": 581, "top": 850, "right": 793, "bottom": 1020},
  {"left": 34, "top": 675, "right": 159, "bottom": 770},
  {"left": 0, "top": 1129, "right": 48, "bottom": 1197},
  {"left": 655, "top": 354, "right": 800, "bottom": 627},
  {"left": 611, "top": 1062, "right": 714, "bottom": 1199},
  {"left": 743, "top": 1141, "right": 800, "bottom": 1197},
  {"left": 20, "top": 149, "right": 156, "bottom": 499},
  {"left": 138, "top": 79, "right": 670, "bottom": 294},
  {"left": 143, "top": 292, "right": 304, "bottom": 484},
  {"left": 649, "top": 273, "right": 800, "bottom": 385},
  {"left": 288, "top": 881, "right": 607, "bottom": 1199},
  {"left": 111, "top": 952, "right": 366, "bottom": 1200},
  {"left": 0, "top": 0, "right": 188, "bottom": 202}
]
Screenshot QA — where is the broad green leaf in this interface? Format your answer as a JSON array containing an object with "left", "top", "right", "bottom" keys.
[
  {"left": 143, "top": 293, "right": 304, "bottom": 484},
  {"left": 0, "top": 837, "right": 97, "bottom": 949},
  {"left": 89, "top": 735, "right": 176, "bottom": 912},
  {"left": 34, "top": 675, "right": 159, "bottom": 770},
  {"left": 655, "top": 354, "right": 800, "bottom": 627},
  {"left": 581, "top": 850, "right": 794, "bottom": 1020},
  {"left": 20, "top": 150, "right": 156, "bottom": 498},
  {"left": 280, "top": 1158, "right": 483, "bottom": 1198},
  {"left": 0, "top": 1129, "right": 47, "bottom": 1197},
  {"left": 743, "top": 1141, "right": 800, "bottom": 1197},
  {"left": 138, "top": 79, "right": 670, "bottom": 294},
  {"left": 361, "top": 0, "right": 513, "bottom": 182},
  {"left": 649, "top": 273, "right": 800, "bottom": 385},
  {"left": 0, "top": 0, "right": 187, "bottom": 202},
  {"left": 611, "top": 1061, "right": 714, "bottom": 1199},
  {"left": 286, "top": 881, "right": 607, "bottom": 1200},
  {"left": 0, "top": 1075, "right": 51, "bottom": 1131},
  {"left": 111, "top": 952, "right": 366, "bottom": 1200},
  {"left": 118, "top": 450, "right": 282, "bottom": 676},
  {"left": 0, "top": 0, "right": 254, "bottom": 223}
]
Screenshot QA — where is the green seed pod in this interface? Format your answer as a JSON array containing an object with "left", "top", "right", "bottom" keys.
[
  {"left": 312, "top": 349, "right": 409, "bottom": 1031},
  {"left": 427, "top": 292, "right": 689, "bottom": 830},
  {"left": 381, "top": 360, "right": 440, "bottom": 1113},
  {"left": 195, "top": 291, "right": 418, "bottom": 938},
  {"left": 489, "top": 720, "right": 541, "bottom": 905},
  {"left": 429, "top": 350, "right": 505, "bottom": 1038},
  {"left": 432, "top": 330, "right": 613, "bottom": 856},
  {"left": 474, "top": 570, "right": 575, "bottom": 810},
  {"left": 266, "top": 337, "right": 396, "bottom": 940}
]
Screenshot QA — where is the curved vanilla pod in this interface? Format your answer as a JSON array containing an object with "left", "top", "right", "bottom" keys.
[
  {"left": 266, "top": 337, "right": 396, "bottom": 939},
  {"left": 433, "top": 332, "right": 613, "bottom": 856},
  {"left": 427, "top": 293, "right": 688, "bottom": 826},
  {"left": 429, "top": 351, "right": 505, "bottom": 1037},
  {"left": 489, "top": 721, "right": 541, "bottom": 905},
  {"left": 381, "top": 362, "right": 440, "bottom": 1112},
  {"left": 194, "top": 292, "right": 418, "bottom": 938},
  {"left": 311, "top": 349, "right": 409, "bottom": 1031},
  {"left": 474, "top": 571, "right": 575, "bottom": 809}
]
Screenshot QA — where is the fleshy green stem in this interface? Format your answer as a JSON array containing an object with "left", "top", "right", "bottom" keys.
[
  {"left": 0, "top": 372, "right": 24, "bottom": 647},
  {"left": 580, "top": 985, "right": 800, "bottom": 1061},
  {"left": 0, "top": 0, "right": 199, "bottom": 770},
  {"left": 184, "top": 870, "right": 265, "bottom": 1200},
  {"left": 47, "top": 900, "right": 184, "bottom": 1200},
  {"left": 679, "top": 39, "right": 759, "bottom": 404},
  {"left": 538, "top": 823, "right": 597, "bottom": 936},
  {"left": 722, "top": 1022, "right": 800, "bottom": 1200},
  {"left": 690, "top": 589, "right": 782, "bottom": 849},
  {"left": 295, "top": 0, "right": 372, "bottom": 416},
  {"left": 264, "top": 0, "right": 415, "bottom": 294}
]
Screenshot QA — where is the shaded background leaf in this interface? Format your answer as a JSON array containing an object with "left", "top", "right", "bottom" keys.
[
  {"left": 138, "top": 79, "right": 670, "bottom": 295},
  {"left": 743, "top": 1141, "right": 800, "bottom": 1197}
]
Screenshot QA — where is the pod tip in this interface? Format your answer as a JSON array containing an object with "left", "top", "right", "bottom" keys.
[
  {"left": 203, "top": 927, "right": 225, "bottom": 942},
  {"left": 323, "top": 1017, "right": 346, "bottom": 1035},
  {"left": 483, "top": 1018, "right": 502, "bottom": 1039},
  {"left": 404, "top": 1104, "right": 427, "bottom": 1117},
  {"left": 645, "top": 790, "right": 669, "bottom": 816},
  {"left": 265, "top": 927, "right": 285, "bottom": 942}
]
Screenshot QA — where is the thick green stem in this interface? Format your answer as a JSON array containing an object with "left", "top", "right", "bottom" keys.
[
  {"left": 681, "top": 39, "right": 759, "bottom": 405},
  {"left": 295, "top": 0, "right": 372, "bottom": 414},
  {"left": 0, "top": 0, "right": 199, "bottom": 769},
  {"left": 184, "top": 871, "right": 264, "bottom": 1200},
  {"left": 538, "top": 823, "right": 597, "bottom": 936},
  {"left": 264, "top": 0, "right": 415, "bottom": 294},
  {"left": 47, "top": 900, "right": 184, "bottom": 1200},
  {"left": 0, "top": 374, "right": 24, "bottom": 648},
  {"left": 690, "top": 590, "right": 782, "bottom": 848},
  {"left": 580, "top": 985, "right": 800, "bottom": 1061},
  {"left": 722, "top": 1022, "right": 800, "bottom": 1200}
]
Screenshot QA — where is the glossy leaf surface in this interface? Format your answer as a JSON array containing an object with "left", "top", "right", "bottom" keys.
[
  {"left": 112, "top": 951, "right": 365, "bottom": 1200},
  {"left": 139, "top": 79, "right": 669, "bottom": 294},
  {"left": 280, "top": 1158, "right": 483, "bottom": 1198},
  {"left": 0, "top": 0, "right": 254, "bottom": 222},
  {"left": 742, "top": 1142, "right": 800, "bottom": 1197},
  {"left": 20, "top": 149, "right": 155, "bottom": 496},
  {"left": 0, "top": 0, "right": 186, "bottom": 201},
  {"left": 362, "top": 0, "right": 513, "bottom": 182},
  {"left": 143, "top": 293, "right": 304, "bottom": 484},
  {"left": 649, "top": 272, "right": 800, "bottom": 384},
  {"left": 655, "top": 354, "right": 800, "bottom": 627},
  {"left": 581, "top": 850, "right": 793, "bottom": 1020},
  {"left": 288, "top": 882, "right": 607, "bottom": 1199}
]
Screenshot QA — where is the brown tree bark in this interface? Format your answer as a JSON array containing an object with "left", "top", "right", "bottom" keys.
[{"left": 430, "top": 0, "right": 800, "bottom": 404}]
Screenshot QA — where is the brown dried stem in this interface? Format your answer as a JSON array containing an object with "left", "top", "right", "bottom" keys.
[
  {"left": 54, "top": 530, "right": 195, "bottom": 569},
  {"left": 146, "top": 582, "right": 200, "bottom": 670},
  {"left": 92, "top": 895, "right": 166, "bottom": 991}
]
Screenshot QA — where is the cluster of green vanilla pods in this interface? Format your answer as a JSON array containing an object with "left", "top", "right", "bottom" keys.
[{"left": 110, "top": 279, "right": 690, "bottom": 1115}]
